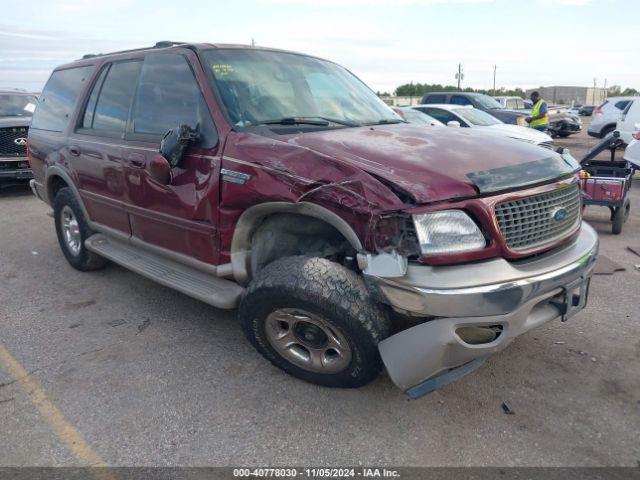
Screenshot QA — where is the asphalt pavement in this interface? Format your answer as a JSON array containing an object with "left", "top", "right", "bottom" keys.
[{"left": 0, "top": 117, "right": 638, "bottom": 467}]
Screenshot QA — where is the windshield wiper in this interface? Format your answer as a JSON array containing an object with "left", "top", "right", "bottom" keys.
[
  {"left": 363, "top": 118, "right": 406, "bottom": 126},
  {"left": 257, "top": 116, "right": 360, "bottom": 127}
]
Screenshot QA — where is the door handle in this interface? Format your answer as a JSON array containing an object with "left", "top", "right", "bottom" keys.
[{"left": 69, "top": 146, "right": 80, "bottom": 157}]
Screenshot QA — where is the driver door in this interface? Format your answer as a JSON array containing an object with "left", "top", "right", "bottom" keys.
[{"left": 122, "top": 50, "right": 221, "bottom": 265}]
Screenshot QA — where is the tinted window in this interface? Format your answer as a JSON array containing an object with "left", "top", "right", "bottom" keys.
[
  {"left": 131, "top": 54, "right": 217, "bottom": 147},
  {"left": 91, "top": 61, "right": 141, "bottom": 134},
  {"left": 31, "top": 66, "right": 92, "bottom": 131},
  {"left": 423, "top": 108, "right": 459, "bottom": 125},
  {"left": 615, "top": 100, "right": 630, "bottom": 110},
  {"left": 82, "top": 66, "right": 109, "bottom": 129},
  {"left": 451, "top": 95, "right": 472, "bottom": 106},
  {"left": 423, "top": 94, "right": 447, "bottom": 104}
]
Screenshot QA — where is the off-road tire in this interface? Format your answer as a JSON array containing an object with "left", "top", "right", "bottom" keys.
[
  {"left": 239, "top": 256, "right": 392, "bottom": 388},
  {"left": 54, "top": 187, "right": 107, "bottom": 271},
  {"left": 611, "top": 198, "right": 630, "bottom": 235}
]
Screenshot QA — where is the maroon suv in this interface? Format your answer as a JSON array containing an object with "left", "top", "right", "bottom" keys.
[{"left": 28, "top": 42, "right": 598, "bottom": 398}]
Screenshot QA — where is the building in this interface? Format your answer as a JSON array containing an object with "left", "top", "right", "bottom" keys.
[{"left": 525, "top": 86, "right": 607, "bottom": 106}]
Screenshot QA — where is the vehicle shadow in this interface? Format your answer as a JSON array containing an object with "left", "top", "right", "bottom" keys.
[{"left": 0, "top": 183, "right": 32, "bottom": 198}]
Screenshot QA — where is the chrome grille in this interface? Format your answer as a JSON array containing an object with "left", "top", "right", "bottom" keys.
[
  {"left": 495, "top": 183, "right": 581, "bottom": 251},
  {"left": 0, "top": 126, "right": 28, "bottom": 157}
]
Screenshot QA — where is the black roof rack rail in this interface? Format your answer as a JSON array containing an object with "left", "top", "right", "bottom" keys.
[{"left": 79, "top": 41, "right": 188, "bottom": 61}]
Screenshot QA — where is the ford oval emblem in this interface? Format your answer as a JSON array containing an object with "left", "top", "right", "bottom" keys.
[{"left": 551, "top": 207, "right": 568, "bottom": 222}]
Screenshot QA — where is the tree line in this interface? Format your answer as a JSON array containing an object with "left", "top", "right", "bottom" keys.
[{"left": 389, "top": 82, "right": 639, "bottom": 98}]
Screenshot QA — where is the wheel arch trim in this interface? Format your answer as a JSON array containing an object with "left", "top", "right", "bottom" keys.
[{"left": 230, "top": 201, "right": 363, "bottom": 284}]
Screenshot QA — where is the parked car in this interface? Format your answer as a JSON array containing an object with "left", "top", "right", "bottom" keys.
[
  {"left": 617, "top": 98, "right": 640, "bottom": 145},
  {"left": 420, "top": 92, "right": 526, "bottom": 125},
  {"left": 28, "top": 42, "right": 598, "bottom": 398},
  {"left": 588, "top": 96, "right": 636, "bottom": 138},
  {"left": 411, "top": 104, "right": 554, "bottom": 148},
  {"left": 623, "top": 133, "right": 640, "bottom": 168},
  {"left": 391, "top": 106, "right": 443, "bottom": 126},
  {"left": 493, "top": 96, "right": 527, "bottom": 110},
  {"left": 578, "top": 105, "right": 595, "bottom": 116},
  {"left": 0, "top": 90, "right": 38, "bottom": 184}
]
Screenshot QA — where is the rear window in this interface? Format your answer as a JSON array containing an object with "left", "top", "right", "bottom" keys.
[
  {"left": 31, "top": 66, "right": 92, "bottom": 132},
  {"left": 423, "top": 94, "right": 447, "bottom": 104}
]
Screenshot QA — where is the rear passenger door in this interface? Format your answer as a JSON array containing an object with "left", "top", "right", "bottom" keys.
[
  {"left": 70, "top": 60, "right": 142, "bottom": 234},
  {"left": 123, "top": 50, "right": 221, "bottom": 265}
]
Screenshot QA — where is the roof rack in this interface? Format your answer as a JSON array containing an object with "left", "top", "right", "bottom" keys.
[{"left": 79, "top": 41, "right": 187, "bottom": 61}]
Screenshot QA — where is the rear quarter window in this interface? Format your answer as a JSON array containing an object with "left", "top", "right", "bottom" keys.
[
  {"left": 615, "top": 100, "right": 630, "bottom": 110},
  {"left": 31, "top": 66, "right": 93, "bottom": 132}
]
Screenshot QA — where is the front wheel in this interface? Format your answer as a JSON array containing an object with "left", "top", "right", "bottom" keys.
[{"left": 239, "top": 256, "right": 392, "bottom": 388}]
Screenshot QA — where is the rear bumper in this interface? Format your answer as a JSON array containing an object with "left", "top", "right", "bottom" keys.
[{"left": 369, "top": 222, "right": 599, "bottom": 397}]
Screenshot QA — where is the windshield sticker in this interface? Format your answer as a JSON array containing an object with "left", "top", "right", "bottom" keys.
[
  {"left": 467, "top": 156, "right": 580, "bottom": 193},
  {"left": 23, "top": 103, "right": 36, "bottom": 113},
  {"left": 212, "top": 64, "right": 234, "bottom": 77}
]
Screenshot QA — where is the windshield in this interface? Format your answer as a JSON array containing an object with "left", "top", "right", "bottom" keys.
[
  {"left": 474, "top": 94, "right": 503, "bottom": 110},
  {"left": 453, "top": 107, "right": 502, "bottom": 126},
  {"left": 0, "top": 94, "right": 38, "bottom": 117},
  {"left": 202, "top": 49, "right": 400, "bottom": 128}
]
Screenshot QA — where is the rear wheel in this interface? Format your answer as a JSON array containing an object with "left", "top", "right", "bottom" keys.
[
  {"left": 239, "top": 256, "right": 392, "bottom": 388},
  {"left": 600, "top": 124, "right": 616, "bottom": 138},
  {"left": 611, "top": 198, "right": 630, "bottom": 235},
  {"left": 54, "top": 187, "right": 107, "bottom": 271}
]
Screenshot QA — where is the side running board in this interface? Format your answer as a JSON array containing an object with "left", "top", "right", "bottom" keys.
[{"left": 85, "top": 234, "right": 243, "bottom": 309}]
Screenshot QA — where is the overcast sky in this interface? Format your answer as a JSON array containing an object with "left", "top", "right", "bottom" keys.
[{"left": 1, "top": 0, "right": 638, "bottom": 94}]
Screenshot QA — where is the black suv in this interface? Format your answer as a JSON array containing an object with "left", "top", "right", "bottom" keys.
[{"left": 0, "top": 90, "right": 38, "bottom": 184}]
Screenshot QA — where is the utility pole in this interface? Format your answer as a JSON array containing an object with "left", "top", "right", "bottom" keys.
[
  {"left": 592, "top": 77, "right": 597, "bottom": 105},
  {"left": 455, "top": 63, "right": 464, "bottom": 90},
  {"left": 492, "top": 65, "right": 497, "bottom": 96},
  {"left": 251, "top": 37, "right": 256, "bottom": 47},
  {"left": 604, "top": 78, "right": 607, "bottom": 101}
]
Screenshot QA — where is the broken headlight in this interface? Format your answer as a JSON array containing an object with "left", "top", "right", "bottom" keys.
[{"left": 412, "top": 210, "right": 486, "bottom": 255}]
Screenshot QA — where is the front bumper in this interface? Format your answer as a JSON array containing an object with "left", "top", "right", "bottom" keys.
[
  {"left": 369, "top": 222, "right": 599, "bottom": 397},
  {"left": 0, "top": 157, "right": 32, "bottom": 181}
]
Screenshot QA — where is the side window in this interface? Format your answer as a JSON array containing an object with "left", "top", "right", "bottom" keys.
[
  {"left": 424, "top": 108, "right": 457, "bottom": 125},
  {"left": 615, "top": 100, "right": 630, "bottom": 111},
  {"left": 79, "top": 60, "right": 141, "bottom": 136},
  {"left": 423, "top": 94, "right": 447, "bottom": 104},
  {"left": 516, "top": 99, "right": 525, "bottom": 109},
  {"left": 450, "top": 95, "right": 472, "bottom": 106},
  {"left": 131, "top": 54, "right": 217, "bottom": 147},
  {"left": 31, "top": 66, "right": 92, "bottom": 132},
  {"left": 81, "top": 66, "right": 109, "bottom": 129},
  {"left": 506, "top": 99, "right": 517, "bottom": 109}
]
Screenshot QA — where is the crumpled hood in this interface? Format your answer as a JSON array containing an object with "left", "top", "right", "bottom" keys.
[{"left": 285, "top": 123, "right": 567, "bottom": 203}]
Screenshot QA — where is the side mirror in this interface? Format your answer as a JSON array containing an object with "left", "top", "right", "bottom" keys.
[
  {"left": 159, "top": 124, "right": 200, "bottom": 168},
  {"left": 148, "top": 154, "right": 172, "bottom": 185},
  {"left": 447, "top": 121, "right": 461, "bottom": 128}
]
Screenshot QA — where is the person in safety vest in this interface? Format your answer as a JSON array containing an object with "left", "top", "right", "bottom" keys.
[{"left": 525, "top": 91, "right": 549, "bottom": 132}]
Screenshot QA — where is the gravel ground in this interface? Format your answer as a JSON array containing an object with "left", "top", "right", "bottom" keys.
[{"left": 0, "top": 117, "right": 638, "bottom": 467}]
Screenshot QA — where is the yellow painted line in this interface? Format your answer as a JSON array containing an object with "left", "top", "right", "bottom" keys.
[{"left": 0, "top": 339, "right": 116, "bottom": 478}]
